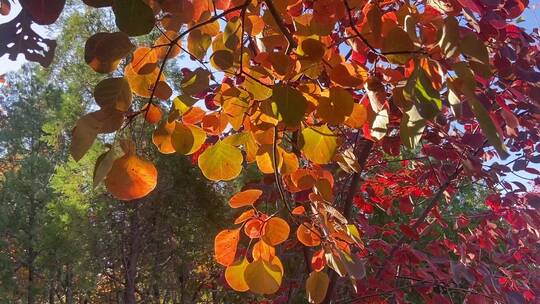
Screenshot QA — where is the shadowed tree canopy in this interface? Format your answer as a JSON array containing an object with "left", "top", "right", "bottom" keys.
[{"left": 1, "top": 0, "right": 540, "bottom": 303}]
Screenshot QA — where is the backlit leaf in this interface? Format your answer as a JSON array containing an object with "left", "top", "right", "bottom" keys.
[
  {"left": 244, "top": 259, "right": 282, "bottom": 295},
  {"left": 229, "top": 189, "right": 263, "bottom": 208},
  {"left": 306, "top": 271, "right": 329, "bottom": 304},
  {"left": 152, "top": 119, "right": 176, "bottom": 154},
  {"left": 299, "top": 125, "right": 338, "bottom": 164},
  {"left": 171, "top": 122, "right": 206, "bottom": 155},
  {"left": 198, "top": 141, "right": 243, "bottom": 181},
  {"left": 215, "top": 228, "right": 240, "bottom": 266},
  {"left": 93, "top": 148, "right": 117, "bottom": 188},
  {"left": 112, "top": 0, "right": 155, "bottom": 36},
  {"left": 262, "top": 217, "right": 290, "bottom": 246},
  {"left": 105, "top": 152, "right": 158, "bottom": 200},
  {"left": 271, "top": 84, "right": 308, "bottom": 126},
  {"left": 225, "top": 258, "right": 249, "bottom": 292},
  {"left": 94, "top": 77, "right": 132, "bottom": 111},
  {"left": 297, "top": 222, "right": 321, "bottom": 247}
]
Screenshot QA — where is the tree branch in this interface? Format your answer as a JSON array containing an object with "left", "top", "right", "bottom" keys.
[
  {"left": 264, "top": 0, "right": 297, "bottom": 54},
  {"left": 323, "top": 137, "right": 374, "bottom": 304}
]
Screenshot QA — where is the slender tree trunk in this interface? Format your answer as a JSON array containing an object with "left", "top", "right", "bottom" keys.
[
  {"left": 123, "top": 205, "right": 141, "bottom": 304},
  {"left": 66, "top": 263, "right": 74, "bottom": 304},
  {"left": 27, "top": 198, "right": 36, "bottom": 304},
  {"left": 48, "top": 280, "right": 55, "bottom": 304},
  {"left": 28, "top": 259, "right": 35, "bottom": 304}
]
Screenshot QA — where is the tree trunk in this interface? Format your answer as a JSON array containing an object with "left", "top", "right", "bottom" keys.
[
  {"left": 28, "top": 260, "right": 35, "bottom": 304},
  {"left": 123, "top": 205, "right": 141, "bottom": 304},
  {"left": 27, "top": 198, "right": 36, "bottom": 304},
  {"left": 66, "top": 264, "right": 74, "bottom": 304},
  {"left": 48, "top": 280, "right": 55, "bottom": 304}
]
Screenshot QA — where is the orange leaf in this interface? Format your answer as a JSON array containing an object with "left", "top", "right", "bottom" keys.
[
  {"left": 105, "top": 153, "right": 158, "bottom": 201},
  {"left": 252, "top": 240, "right": 276, "bottom": 262},
  {"left": 143, "top": 103, "right": 162, "bottom": 124},
  {"left": 234, "top": 209, "right": 256, "bottom": 224},
  {"left": 244, "top": 219, "right": 264, "bottom": 239},
  {"left": 225, "top": 257, "right": 249, "bottom": 292},
  {"left": 292, "top": 205, "right": 305, "bottom": 215},
  {"left": 152, "top": 119, "right": 176, "bottom": 154},
  {"left": 297, "top": 223, "right": 321, "bottom": 247},
  {"left": 215, "top": 228, "right": 240, "bottom": 266},
  {"left": 229, "top": 189, "right": 263, "bottom": 208},
  {"left": 262, "top": 217, "right": 290, "bottom": 246}
]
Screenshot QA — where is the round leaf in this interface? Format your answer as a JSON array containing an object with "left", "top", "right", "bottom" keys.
[
  {"left": 215, "top": 228, "right": 240, "bottom": 266},
  {"left": 112, "top": 0, "right": 155, "bottom": 36},
  {"left": 94, "top": 77, "right": 132, "bottom": 111},
  {"left": 198, "top": 141, "right": 243, "bottom": 181},
  {"left": 306, "top": 271, "right": 330, "bottom": 304},
  {"left": 105, "top": 153, "right": 158, "bottom": 200},
  {"left": 271, "top": 84, "right": 308, "bottom": 126},
  {"left": 171, "top": 122, "right": 207, "bottom": 155},
  {"left": 244, "top": 259, "right": 283, "bottom": 295},
  {"left": 225, "top": 258, "right": 249, "bottom": 292},
  {"left": 229, "top": 189, "right": 263, "bottom": 208},
  {"left": 262, "top": 217, "right": 290, "bottom": 246},
  {"left": 299, "top": 125, "right": 339, "bottom": 164}
]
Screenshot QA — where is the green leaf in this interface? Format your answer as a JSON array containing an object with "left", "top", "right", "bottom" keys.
[
  {"left": 112, "top": 0, "right": 155, "bottom": 37},
  {"left": 70, "top": 116, "right": 99, "bottom": 162},
  {"left": 404, "top": 67, "right": 442, "bottom": 120},
  {"left": 466, "top": 93, "right": 508, "bottom": 159},
  {"left": 271, "top": 84, "right": 308, "bottom": 126},
  {"left": 93, "top": 147, "right": 117, "bottom": 188},
  {"left": 400, "top": 105, "right": 426, "bottom": 149}
]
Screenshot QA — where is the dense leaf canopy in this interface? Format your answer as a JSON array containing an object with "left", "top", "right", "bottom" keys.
[{"left": 1, "top": 0, "right": 540, "bottom": 303}]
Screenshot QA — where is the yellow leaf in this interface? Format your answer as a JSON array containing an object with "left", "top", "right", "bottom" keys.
[
  {"left": 225, "top": 258, "right": 249, "bottom": 292},
  {"left": 198, "top": 141, "right": 243, "bottom": 181},
  {"left": 306, "top": 271, "right": 330, "bottom": 304},
  {"left": 299, "top": 125, "right": 338, "bottom": 164},
  {"left": 244, "top": 259, "right": 282, "bottom": 295},
  {"left": 171, "top": 122, "right": 206, "bottom": 155}
]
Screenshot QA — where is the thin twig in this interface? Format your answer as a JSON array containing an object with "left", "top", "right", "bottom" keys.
[{"left": 264, "top": 0, "right": 297, "bottom": 54}]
